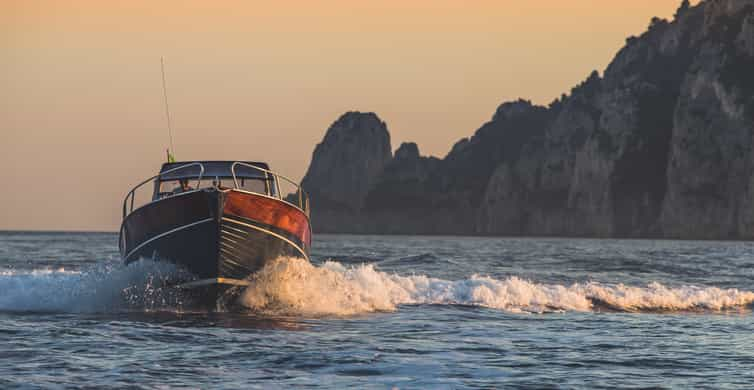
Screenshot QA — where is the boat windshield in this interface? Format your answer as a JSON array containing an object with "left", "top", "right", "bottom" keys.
[{"left": 156, "top": 177, "right": 270, "bottom": 198}]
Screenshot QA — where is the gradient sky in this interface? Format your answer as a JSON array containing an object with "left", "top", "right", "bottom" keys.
[{"left": 2, "top": 0, "right": 696, "bottom": 231}]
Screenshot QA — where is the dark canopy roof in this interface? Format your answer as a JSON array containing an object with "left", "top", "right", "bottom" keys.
[{"left": 158, "top": 161, "right": 271, "bottom": 180}]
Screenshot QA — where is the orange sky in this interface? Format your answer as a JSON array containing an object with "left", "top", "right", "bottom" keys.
[{"left": 1, "top": 0, "right": 697, "bottom": 231}]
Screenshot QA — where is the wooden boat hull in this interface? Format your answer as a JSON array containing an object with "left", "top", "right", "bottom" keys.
[{"left": 119, "top": 188, "right": 311, "bottom": 305}]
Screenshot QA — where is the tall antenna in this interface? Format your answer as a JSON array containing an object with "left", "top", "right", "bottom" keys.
[{"left": 160, "top": 56, "right": 175, "bottom": 157}]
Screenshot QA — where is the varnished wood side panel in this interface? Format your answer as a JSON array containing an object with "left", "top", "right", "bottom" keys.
[{"left": 223, "top": 190, "right": 312, "bottom": 251}]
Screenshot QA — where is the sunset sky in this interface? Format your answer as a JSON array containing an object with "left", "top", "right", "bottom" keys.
[{"left": 2, "top": 0, "right": 697, "bottom": 231}]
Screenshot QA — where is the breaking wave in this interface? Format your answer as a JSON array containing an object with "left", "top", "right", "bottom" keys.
[
  {"left": 0, "top": 260, "right": 187, "bottom": 313},
  {"left": 240, "top": 257, "right": 754, "bottom": 316}
]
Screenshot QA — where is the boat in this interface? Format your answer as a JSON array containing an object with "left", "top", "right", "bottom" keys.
[{"left": 119, "top": 161, "right": 311, "bottom": 305}]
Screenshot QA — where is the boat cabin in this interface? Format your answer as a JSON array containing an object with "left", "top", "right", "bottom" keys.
[
  {"left": 154, "top": 161, "right": 276, "bottom": 200},
  {"left": 122, "top": 160, "right": 309, "bottom": 219}
]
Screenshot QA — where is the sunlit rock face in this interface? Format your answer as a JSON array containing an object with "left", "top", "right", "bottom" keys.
[{"left": 303, "top": 0, "right": 754, "bottom": 239}]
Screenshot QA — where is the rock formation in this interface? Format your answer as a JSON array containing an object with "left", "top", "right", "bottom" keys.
[
  {"left": 302, "top": 0, "right": 754, "bottom": 239},
  {"left": 301, "top": 112, "right": 392, "bottom": 230}
]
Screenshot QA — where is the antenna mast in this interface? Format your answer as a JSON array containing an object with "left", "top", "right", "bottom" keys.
[{"left": 160, "top": 57, "right": 175, "bottom": 157}]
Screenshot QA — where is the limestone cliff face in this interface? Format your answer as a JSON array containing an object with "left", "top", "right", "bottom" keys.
[
  {"left": 660, "top": 0, "right": 754, "bottom": 238},
  {"left": 303, "top": 0, "right": 754, "bottom": 238},
  {"left": 479, "top": 0, "right": 754, "bottom": 239},
  {"left": 358, "top": 101, "right": 552, "bottom": 235},
  {"left": 479, "top": 75, "right": 604, "bottom": 236},
  {"left": 301, "top": 112, "right": 391, "bottom": 231}
]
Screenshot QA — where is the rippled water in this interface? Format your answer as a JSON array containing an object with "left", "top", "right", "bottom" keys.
[{"left": 2, "top": 232, "right": 754, "bottom": 388}]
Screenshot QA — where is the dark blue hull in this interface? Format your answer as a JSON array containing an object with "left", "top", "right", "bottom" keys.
[{"left": 119, "top": 188, "right": 306, "bottom": 305}]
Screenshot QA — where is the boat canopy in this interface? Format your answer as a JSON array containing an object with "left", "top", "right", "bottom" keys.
[{"left": 159, "top": 161, "right": 271, "bottom": 181}]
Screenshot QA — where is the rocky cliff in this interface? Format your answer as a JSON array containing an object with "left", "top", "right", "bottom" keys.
[
  {"left": 301, "top": 112, "right": 392, "bottom": 230},
  {"left": 302, "top": 0, "right": 754, "bottom": 239}
]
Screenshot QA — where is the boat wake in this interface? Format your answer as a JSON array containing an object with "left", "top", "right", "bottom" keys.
[
  {"left": 240, "top": 257, "right": 754, "bottom": 316},
  {"left": 2, "top": 257, "right": 753, "bottom": 315}
]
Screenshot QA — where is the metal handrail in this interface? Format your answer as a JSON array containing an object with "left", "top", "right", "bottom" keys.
[
  {"left": 231, "top": 162, "right": 310, "bottom": 215},
  {"left": 121, "top": 161, "right": 309, "bottom": 219},
  {"left": 122, "top": 162, "right": 205, "bottom": 218}
]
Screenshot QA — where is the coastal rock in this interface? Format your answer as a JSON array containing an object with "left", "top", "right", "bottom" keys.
[
  {"left": 303, "top": 0, "right": 754, "bottom": 239},
  {"left": 479, "top": 0, "right": 754, "bottom": 238},
  {"left": 361, "top": 143, "right": 450, "bottom": 234},
  {"left": 660, "top": 2, "right": 754, "bottom": 238},
  {"left": 479, "top": 72, "right": 604, "bottom": 236},
  {"left": 393, "top": 142, "right": 420, "bottom": 161},
  {"left": 301, "top": 111, "right": 391, "bottom": 213}
]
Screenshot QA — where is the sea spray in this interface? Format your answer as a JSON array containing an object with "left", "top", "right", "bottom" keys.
[
  {"left": 240, "top": 258, "right": 400, "bottom": 315},
  {"left": 239, "top": 257, "right": 754, "bottom": 315},
  {"left": 0, "top": 260, "right": 187, "bottom": 313}
]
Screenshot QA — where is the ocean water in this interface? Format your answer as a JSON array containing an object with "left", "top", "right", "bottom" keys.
[{"left": 1, "top": 232, "right": 754, "bottom": 388}]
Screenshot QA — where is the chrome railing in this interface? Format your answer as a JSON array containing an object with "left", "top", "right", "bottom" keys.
[
  {"left": 122, "top": 162, "right": 205, "bottom": 218},
  {"left": 121, "top": 161, "right": 310, "bottom": 218},
  {"left": 231, "top": 162, "right": 310, "bottom": 216}
]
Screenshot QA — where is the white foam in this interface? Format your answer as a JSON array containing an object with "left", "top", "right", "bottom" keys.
[
  {"left": 578, "top": 282, "right": 754, "bottom": 312},
  {"left": 0, "top": 260, "right": 184, "bottom": 313},
  {"left": 239, "top": 257, "right": 754, "bottom": 316},
  {"left": 0, "top": 268, "right": 81, "bottom": 276},
  {"left": 4, "top": 257, "right": 752, "bottom": 316}
]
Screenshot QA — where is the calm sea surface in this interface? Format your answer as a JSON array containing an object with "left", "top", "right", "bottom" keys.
[{"left": 2, "top": 232, "right": 754, "bottom": 389}]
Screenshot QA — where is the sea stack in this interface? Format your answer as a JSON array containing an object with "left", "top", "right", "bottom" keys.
[{"left": 301, "top": 112, "right": 392, "bottom": 229}]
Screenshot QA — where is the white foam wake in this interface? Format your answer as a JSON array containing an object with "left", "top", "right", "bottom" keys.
[
  {"left": 0, "top": 260, "right": 184, "bottom": 313},
  {"left": 239, "top": 257, "right": 754, "bottom": 316}
]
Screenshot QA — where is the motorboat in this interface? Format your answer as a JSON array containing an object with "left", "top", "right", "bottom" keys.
[{"left": 119, "top": 161, "right": 311, "bottom": 305}]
